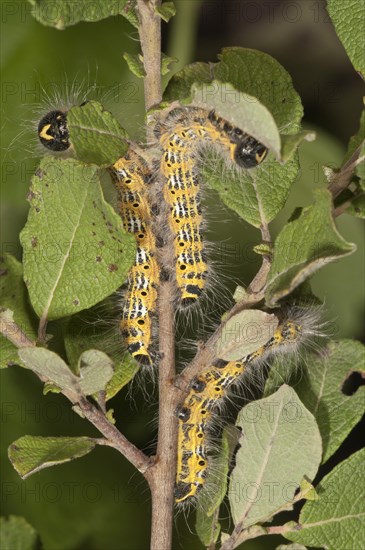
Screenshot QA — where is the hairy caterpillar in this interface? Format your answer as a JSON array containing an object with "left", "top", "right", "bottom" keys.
[
  {"left": 175, "top": 308, "right": 320, "bottom": 504},
  {"left": 37, "top": 109, "right": 159, "bottom": 366},
  {"left": 155, "top": 107, "right": 268, "bottom": 307}
]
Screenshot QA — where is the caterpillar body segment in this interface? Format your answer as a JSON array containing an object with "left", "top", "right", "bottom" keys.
[
  {"left": 157, "top": 107, "right": 268, "bottom": 307},
  {"left": 175, "top": 319, "right": 303, "bottom": 504},
  {"left": 111, "top": 150, "right": 159, "bottom": 367}
]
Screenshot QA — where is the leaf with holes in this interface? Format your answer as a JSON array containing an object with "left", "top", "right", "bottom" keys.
[
  {"left": 20, "top": 157, "right": 135, "bottom": 321},
  {"left": 265, "top": 340, "right": 365, "bottom": 463}
]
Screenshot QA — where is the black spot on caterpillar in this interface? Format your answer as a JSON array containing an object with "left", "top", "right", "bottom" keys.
[
  {"left": 37, "top": 109, "right": 159, "bottom": 367},
  {"left": 110, "top": 151, "right": 159, "bottom": 366},
  {"left": 174, "top": 310, "right": 318, "bottom": 505},
  {"left": 156, "top": 107, "right": 267, "bottom": 307}
]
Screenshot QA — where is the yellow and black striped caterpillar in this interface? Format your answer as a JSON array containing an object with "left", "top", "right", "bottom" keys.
[
  {"left": 37, "top": 110, "right": 159, "bottom": 366},
  {"left": 175, "top": 311, "right": 316, "bottom": 504},
  {"left": 154, "top": 107, "right": 268, "bottom": 306}
]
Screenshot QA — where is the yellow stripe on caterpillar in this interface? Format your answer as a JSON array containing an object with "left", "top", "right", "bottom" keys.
[
  {"left": 111, "top": 150, "right": 159, "bottom": 367},
  {"left": 175, "top": 319, "right": 302, "bottom": 504},
  {"left": 157, "top": 107, "right": 267, "bottom": 307},
  {"left": 37, "top": 109, "right": 159, "bottom": 368}
]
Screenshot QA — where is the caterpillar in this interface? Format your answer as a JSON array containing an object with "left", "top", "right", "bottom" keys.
[
  {"left": 37, "top": 109, "right": 159, "bottom": 367},
  {"left": 155, "top": 107, "right": 268, "bottom": 307},
  {"left": 175, "top": 308, "right": 319, "bottom": 505}
]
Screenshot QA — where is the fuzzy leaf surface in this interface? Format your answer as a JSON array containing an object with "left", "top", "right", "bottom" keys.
[
  {"left": 265, "top": 340, "right": 365, "bottom": 463},
  {"left": 206, "top": 152, "right": 299, "bottom": 227},
  {"left": 266, "top": 189, "right": 356, "bottom": 305},
  {"left": 196, "top": 426, "right": 240, "bottom": 546},
  {"left": 0, "top": 516, "right": 38, "bottom": 550},
  {"left": 327, "top": 0, "right": 365, "bottom": 79},
  {"left": 18, "top": 347, "right": 79, "bottom": 394},
  {"left": 217, "top": 310, "right": 278, "bottom": 361},
  {"left": 68, "top": 101, "right": 128, "bottom": 166},
  {"left": 123, "top": 53, "right": 146, "bottom": 79},
  {"left": 8, "top": 435, "right": 97, "bottom": 479},
  {"left": 156, "top": 2, "right": 176, "bottom": 22},
  {"left": 28, "top": 0, "right": 130, "bottom": 29},
  {"left": 285, "top": 449, "right": 365, "bottom": 549},
  {"left": 20, "top": 157, "right": 135, "bottom": 320},
  {"left": 229, "top": 385, "right": 322, "bottom": 528},
  {"left": 77, "top": 349, "right": 114, "bottom": 395},
  {"left": 165, "top": 47, "right": 303, "bottom": 133},
  {"left": 0, "top": 256, "right": 37, "bottom": 368}
]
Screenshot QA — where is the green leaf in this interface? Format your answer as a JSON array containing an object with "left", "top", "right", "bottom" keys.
[
  {"left": 192, "top": 81, "right": 281, "bottom": 158},
  {"left": 8, "top": 435, "right": 97, "bottom": 479},
  {"left": 156, "top": 2, "right": 176, "bottom": 22},
  {"left": 195, "top": 512, "right": 220, "bottom": 547},
  {"left": 123, "top": 53, "right": 146, "bottom": 79},
  {"left": 165, "top": 50, "right": 306, "bottom": 227},
  {"left": 163, "top": 62, "right": 213, "bottom": 101},
  {"left": 0, "top": 256, "right": 37, "bottom": 368},
  {"left": 276, "top": 545, "right": 307, "bottom": 550},
  {"left": 20, "top": 157, "right": 135, "bottom": 320},
  {"left": 327, "top": 0, "right": 365, "bottom": 80},
  {"left": 233, "top": 285, "right": 248, "bottom": 303},
  {"left": 121, "top": 0, "right": 138, "bottom": 28},
  {"left": 165, "top": 47, "right": 303, "bottom": 133},
  {"left": 285, "top": 449, "right": 365, "bottom": 549},
  {"left": 161, "top": 53, "right": 178, "bottom": 76},
  {"left": 0, "top": 516, "right": 38, "bottom": 550},
  {"left": 229, "top": 385, "right": 322, "bottom": 528},
  {"left": 18, "top": 347, "right": 79, "bottom": 395},
  {"left": 281, "top": 131, "right": 316, "bottom": 163},
  {"left": 64, "top": 307, "right": 139, "bottom": 399},
  {"left": 347, "top": 194, "right": 365, "bottom": 218},
  {"left": 265, "top": 340, "right": 365, "bottom": 463},
  {"left": 196, "top": 426, "right": 240, "bottom": 546},
  {"left": 28, "top": 0, "right": 130, "bottom": 29},
  {"left": 345, "top": 109, "right": 365, "bottom": 186},
  {"left": 266, "top": 189, "right": 356, "bottom": 305},
  {"left": 204, "top": 150, "right": 299, "bottom": 228},
  {"left": 216, "top": 310, "right": 279, "bottom": 361},
  {"left": 68, "top": 101, "right": 128, "bottom": 166},
  {"left": 78, "top": 349, "right": 114, "bottom": 395}
]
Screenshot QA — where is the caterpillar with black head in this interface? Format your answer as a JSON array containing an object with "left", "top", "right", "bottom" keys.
[
  {"left": 37, "top": 108, "right": 159, "bottom": 367},
  {"left": 154, "top": 107, "right": 268, "bottom": 307},
  {"left": 174, "top": 307, "right": 321, "bottom": 505}
]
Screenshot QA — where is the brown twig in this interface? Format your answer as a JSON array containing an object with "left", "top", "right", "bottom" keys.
[
  {"left": 148, "top": 281, "right": 181, "bottom": 550},
  {"left": 0, "top": 310, "right": 36, "bottom": 349},
  {"left": 328, "top": 144, "right": 364, "bottom": 199},
  {"left": 1, "top": 316, "right": 152, "bottom": 476},
  {"left": 136, "top": 3, "right": 180, "bottom": 549},
  {"left": 137, "top": 0, "right": 162, "bottom": 110}
]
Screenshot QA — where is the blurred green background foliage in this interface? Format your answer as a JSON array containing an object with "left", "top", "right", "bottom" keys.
[{"left": 1, "top": 1, "right": 364, "bottom": 548}]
